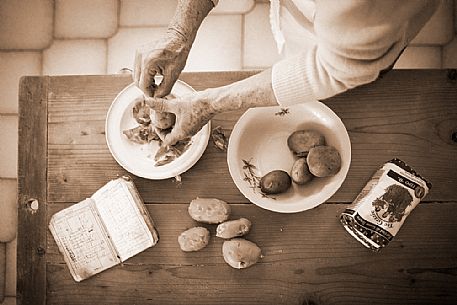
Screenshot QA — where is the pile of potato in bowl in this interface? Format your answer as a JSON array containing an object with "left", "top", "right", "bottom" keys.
[{"left": 227, "top": 102, "right": 351, "bottom": 213}]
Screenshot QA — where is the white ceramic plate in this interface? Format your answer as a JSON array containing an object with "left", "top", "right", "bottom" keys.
[
  {"left": 106, "top": 80, "right": 210, "bottom": 179},
  {"left": 227, "top": 102, "right": 351, "bottom": 213}
]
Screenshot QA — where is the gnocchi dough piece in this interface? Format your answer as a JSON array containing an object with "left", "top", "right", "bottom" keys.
[
  {"left": 222, "top": 238, "right": 262, "bottom": 269},
  {"left": 188, "top": 198, "right": 231, "bottom": 224},
  {"left": 307, "top": 145, "right": 341, "bottom": 177},
  {"left": 178, "top": 227, "right": 210, "bottom": 252},
  {"left": 216, "top": 218, "right": 252, "bottom": 239}
]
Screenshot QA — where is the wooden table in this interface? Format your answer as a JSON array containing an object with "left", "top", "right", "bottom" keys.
[{"left": 17, "top": 70, "right": 457, "bottom": 305}]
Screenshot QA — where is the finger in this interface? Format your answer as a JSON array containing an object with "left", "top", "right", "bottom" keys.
[
  {"left": 144, "top": 96, "right": 174, "bottom": 113},
  {"left": 161, "top": 129, "right": 180, "bottom": 147},
  {"left": 155, "top": 70, "right": 179, "bottom": 98},
  {"left": 133, "top": 51, "right": 142, "bottom": 88},
  {"left": 139, "top": 63, "right": 157, "bottom": 96}
]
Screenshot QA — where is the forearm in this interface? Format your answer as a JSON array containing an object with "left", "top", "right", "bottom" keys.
[
  {"left": 202, "top": 69, "right": 279, "bottom": 113},
  {"left": 167, "top": 0, "right": 215, "bottom": 48}
]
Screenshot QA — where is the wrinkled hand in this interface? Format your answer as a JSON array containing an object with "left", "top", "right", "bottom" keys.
[
  {"left": 133, "top": 35, "right": 190, "bottom": 97},
  {"left": 136, "top": 92, "right": 216, "bottom": 146}
]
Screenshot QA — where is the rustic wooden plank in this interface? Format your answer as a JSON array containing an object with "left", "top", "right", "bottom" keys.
[
  {"left": 0, "top": 243, "right": 5, "bottom": 302},
  {"left": 45, "top": 202, "right": 457, "bottom": 305},
  {"left": 46, "top": 73, "right": 257, "bottom": 203},
  {"left": 17, "top": 76, "right": 49, "bottom": 305},
  {"left": 46, "top": 71, "right": 457, "bottom": 203},
  {"left": 327, "top": 70, "right": 457, "bottom": 202}
]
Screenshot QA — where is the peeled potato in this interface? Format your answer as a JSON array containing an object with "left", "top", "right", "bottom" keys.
[
  {"left": 178, "top": 227, "right": 210, "bottom": 252},
  {"left": 154, "top": 111, "right": 176, "bottom": 130},
  {"left": 216, "top": 218, "right": 252, "bottom": 239},
  {"left": 188, "top": 198, "right": 231, "bottom": 224},
  {"left": 222, "top": 238, "right": 262, "bottom": 269},
  {"left": 153, "top": 93, "right": 177, "bottom": 130},
  {"left": 307, "top": 145, "right": 341, "bottom": 177},
  {"left": 287, "top": 130, "right": 325, "bottom": 156},
  {"left": 260, "top": 170, "right": 291, "bottom": 194},
  {"left": 291, "top": 158, "right": 314, "bottom": 185}
]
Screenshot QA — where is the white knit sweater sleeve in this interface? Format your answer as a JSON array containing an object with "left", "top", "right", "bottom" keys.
[{"left": 271, "top": 0, "right": 439, "bottom": 106}]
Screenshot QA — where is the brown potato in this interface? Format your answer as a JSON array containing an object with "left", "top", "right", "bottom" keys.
[
  {"left": 307, "top": 145, "right": 341, "bottom": 177},
  {"left": 216, "top": 218, "right": 252, "bottom": 239},
  {"left": 291, "top": 158, "right": 314, "bottom": 185},
  {"left": 222, "top": 238, "right": 262, "bottom": 269},
  {"left": 287, "top": 130, "right": 325, "bottom": 156},
  {"left": 260, "top": 170, "right": 291, "bottom": 194},
  {"left": 188, "top": 198, "right": 231, "bottom": 224},
  {"left": 178, "top": 227, "right": 210, "bottom": 252}
]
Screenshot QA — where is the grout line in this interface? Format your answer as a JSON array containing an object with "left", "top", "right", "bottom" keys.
[
  {"left": 240, "top": 13, "right": 245, "bottom": 69},
  {"left": 52, "top": 0, "right": 57, "bottom": 39},
  {"left": 0, "top": 113, "right": 19, "bottom": 117},
  {"left": 104, "top": 38, "right": 109, "bottom": 75},
  {"left": 0, "top": 177, "right": 17, "bottom": 181},
  {"left": 105, "top": 0, "right": 122, "bottom": 40}
]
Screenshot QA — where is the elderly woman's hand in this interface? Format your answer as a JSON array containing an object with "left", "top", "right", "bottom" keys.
[
  {"left": 138, "top": 91, "right": 217, "bottom": 146},
  {"left": 133, "top": 34, "right": 190, "bottom": 98}
]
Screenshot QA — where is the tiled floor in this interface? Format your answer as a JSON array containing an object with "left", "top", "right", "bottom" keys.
[{"left": 1, "top": 0, "right": 456, "bottom": 304}]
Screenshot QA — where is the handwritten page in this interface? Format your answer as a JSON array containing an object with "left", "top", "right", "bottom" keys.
[
  {"left": 49, "top": 198, "right": 119, "bottom": 282},
  {"left": 91, "top": 179, "right": 155, "bottom": 261}
]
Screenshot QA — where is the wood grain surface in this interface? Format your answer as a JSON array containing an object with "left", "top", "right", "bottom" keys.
[
  {"left": 18, "top": 70, "right": 457, "bottom": 305},
  {"left": 45, "top": 71, "right": 457, "bottom": 203},
  {"left": 43, "top": 202, "right": 457, "bottom": 305},
  {"left": 17, "top": 76, "right": 49, "bottom": 305}
]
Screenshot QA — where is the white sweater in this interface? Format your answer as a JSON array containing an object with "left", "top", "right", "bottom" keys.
[
  {"left": 213, "top": 0, "right": 439, "bottom": 106},
  {"left": 270, "top": 0, "right": 440, "bottom": 106}
]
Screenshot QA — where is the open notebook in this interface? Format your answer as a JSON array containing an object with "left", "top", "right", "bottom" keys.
[{"left": 49, "top": 177, "right": 159, "bottom": 282}]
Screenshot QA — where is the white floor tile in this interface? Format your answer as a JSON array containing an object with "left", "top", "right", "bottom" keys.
[
  {"left": 0, "top": 116, "right": 18, "bottom": 179},
  {"left": 0, "top": 0, "right": 53, "bottom": 50},
  {"left": 443, "top": 38, "right": 457, "bottom": 68},
  {"left": 185, "top": 15, "right": 242, "bottom": 71},
  {"left": 107, "top": 27, "right": 167, "bottom": 74},
  {"left": 411, "top": 0, "right": 454, "bottom": 45},
  {"left": 5, "top": 238, "right": 16, "bottom": 297},
  {"left": 393, "top": 46, "right": 442, "bottom": 69},
  {"left": 243, "top": 3, "right": 281, "bottom": 69},
  {"left": 0, "top": 180, "right": 17, "bottom": 243},
  {"left": 42, "top": 40, "right": 107, "bottom": 75},
  {"left": 211, "top": 0, "right": 255, "bottom": 14},
  {"left": 0, "top": 52, "right": 42, "bottom": 114},
  {"left": 120, "top": 0, "right": 177, "bottom": 27},
  {"left": 54, "top": 0, "right": 118, "bottom": 39}
]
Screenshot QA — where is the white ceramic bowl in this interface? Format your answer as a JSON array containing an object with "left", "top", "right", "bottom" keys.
[
  {"left": 106, "top": 80, "right": 210, "bottom": 179},
  {"left": 227, "top": 102, "right": 351, "bottom": 213}
]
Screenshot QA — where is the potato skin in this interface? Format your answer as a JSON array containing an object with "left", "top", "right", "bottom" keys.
[
  {"left": 260, "top": 170, "right": 291, "bottom": 194},
  {"left": 287, "top": 130, "right": 325, "bottom": 156},
  {"left": 222, "top": 238, "right": 262, "bottom": 269},
  {"left": 291, "top": 158, "right": 314, "bottom": 185},
  {"left": 178, "top": 227, "right": 210, "bottom": 252},
  {"left": 307, "top": 145, "right": 341, "bottom": 177},
  {"left": 188, "top": 198, "right": 231, "bottom": 224},
  {"left": 216, "top": 218, "right": 252, "bottom": 239}
]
